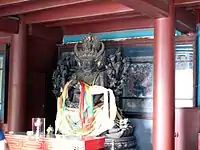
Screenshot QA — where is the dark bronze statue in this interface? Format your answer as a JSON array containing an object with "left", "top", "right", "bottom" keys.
[{"left": 52, "top": 34, "right": 136, "bottom": 150}]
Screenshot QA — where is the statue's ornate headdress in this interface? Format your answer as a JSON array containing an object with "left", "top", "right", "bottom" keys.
[{"left": 74, "top": 34, "right": 105, "bottom": 61}]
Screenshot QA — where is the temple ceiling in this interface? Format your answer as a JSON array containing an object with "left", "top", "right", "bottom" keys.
[{"left": 0, "top": 0, "right": 198, "bottom": 35}]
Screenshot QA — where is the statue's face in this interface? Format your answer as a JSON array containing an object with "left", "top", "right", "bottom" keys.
[
  {"left": 78, "top": 58, "right": 96, "bottom": 73},
  {"left": 74, "top": 34, "right": 105, "bottom": 74}
]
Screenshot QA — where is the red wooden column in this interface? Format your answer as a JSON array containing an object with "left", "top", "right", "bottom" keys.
[
  {"left": 8, "top": 20, "right": 27, "bottom": 132},
  {"left": 153, "top": 17, "right": 175, "bottom": 150}
]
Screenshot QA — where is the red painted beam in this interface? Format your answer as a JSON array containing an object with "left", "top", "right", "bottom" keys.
[
  {"left": 175, "top": 0, "right": 200, "bottom": 6},
  {"left": 62, "top": 16, "right": 154, "bottom": 35},
  {"left": 117, "top": 0, "right": 169, "bottom": 18},
  {"left": 28, "top": 24, "right": 62, "bottom": 42},
  {"left": 23, "top": 1, "right": 133, "bottom": 24},
  {"left": 176, "top": 8, "right": 196, "bottom": 33},
  {"left": 46, "top": 11, "right": 141, "bottom": 27},
  {"left": 0, "top": 17, "right": 19, "bottom": 34},
  {"left": 190, "top": 5, "right": 200, "bottom": 9},
  {"left": 117, "top": 0, "right": 195, "bottom": 33},
  {"left": 0, "top": 0, "right": 92, "bottom": 17},
  {"left": 196, "top": 9, "right": 200, "bottom": 24},
  {"left": 0, "top": 0, "right": 31, "bottom": 7},
  {"left": 0, "top": 32, "right": 12, "bottom": 44}
]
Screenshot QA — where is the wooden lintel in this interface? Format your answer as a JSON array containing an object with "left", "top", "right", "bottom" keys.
[
  {"left": 62, "top": 17, "right": 154, "bottom": 35},
  {"left": 0, "top": 0, "right": 30, "bottom": 7},
  {"left": 117, "top": 0, "right": 169, "bottom": 18},
  {"left": 23, "top": 1, "right": 133, "bottom": 24},
  {"left": 46, "top": 11, "right": 141, "bottom": 27},
  {"left": 28, "top": 24, "right": 63, "bottom": 42},
  {"left": 0, "top": 0, "right": 92, "bottom": 17},
  {"left": 0, "top": 17, "right": 19, "bottom": 34},
  {"left": 117, "top": 0, "right": 195, "bottom": 33},
  {"left": 175, "top": 8, "right": 196, "bottom": 33},
  {"left": 175, "top": 0, "right": 200, "bottom": 6}
]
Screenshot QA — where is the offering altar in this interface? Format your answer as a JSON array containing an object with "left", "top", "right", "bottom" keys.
[{"left": 5, "top": 132, "right": 105, "bottom": 150}]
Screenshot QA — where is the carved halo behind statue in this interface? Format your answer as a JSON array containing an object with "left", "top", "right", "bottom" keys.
[{"left": 52, "top": 34, "right": 136, "bottom": 149}]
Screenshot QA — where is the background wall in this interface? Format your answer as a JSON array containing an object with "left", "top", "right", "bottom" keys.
[{"left": 26, "top": 36, "right": 58, "bottom": 130}]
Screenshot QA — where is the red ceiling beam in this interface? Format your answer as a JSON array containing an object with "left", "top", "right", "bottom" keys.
[
  {"left": 196, "top": 9, "right": 200, "bottom": 24},
  {"left": 176, "top": 8, "right": 196, "bottom": 33},
  {"left": 0, "top": 17, "right": 19, "bottom": 34},
  {"left": 117, "top": 0, "right": 195, "bottom": 33},
  {"left": 46, "top": 11, "right": 141, "bottom": 27},
  {"left": 175, "top": 0, "right": 200, "bottom": 6},
  {"left": 23, "top": 1, "right": 133, "bottom": 24},
  {"left": 117, "top": 0, "right": 169, "bottom": 18},
  {"left": 0, "top": 0, "right": 30, "bottom": 7},
  {"left": 62, "top": 17, "right": 154, "bottom": 35},
  {"left": 0, "top": 0, "right": 92, "bottom": 17},
  {"left": 28, "top": 24, "right": 63, "bottom": 42}
]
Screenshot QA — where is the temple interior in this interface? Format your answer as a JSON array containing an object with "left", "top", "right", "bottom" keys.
[{"left": 0, "top": 0, "right": 199, "bottom": 150}]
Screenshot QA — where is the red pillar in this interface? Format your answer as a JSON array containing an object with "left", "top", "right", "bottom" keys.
[
  {"left": 8, "top": 20, "right": 27, "bottom": 132},
  {"left": 153, "top": 17, "right": 175, "bottom": 150}
]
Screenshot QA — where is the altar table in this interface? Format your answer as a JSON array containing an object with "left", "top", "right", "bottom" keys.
[{"left": 5, "top": 133, "right": 105, "bottom": 150}]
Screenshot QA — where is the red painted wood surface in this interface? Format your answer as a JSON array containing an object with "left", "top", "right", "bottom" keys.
[
  {"left": 118, "top": 0, "right": 195, "bottom": 33},
  {"left": 176, "top": 8, "right": 196, "bottom": 33},
  {"left": 0, "top": 0, "right": 195, "bottom": 34},
  {"left": 7, "top": 20, "right": 27, "bottom": 132},
  {"left": 0, "top": 0, "right": 29, "bottom": 7},
  {"left": 198, "top": 133, "right": 200, "bottom": 150},
  {"left": 175, "top": 0, "right": 200, "bottom": 6},
  {"left": 46, "top": 11, "right": 140, "bottom": 27},
  {"left": 5, "top": 134, "right": 105, "bottom": 150},
  {"left": 176, "top": 108, "right": 200, "bottom": 150},
  {"left": 153, "top": 17, "right": 175, "bottom": 150},
  {"left": 26, "top": 36, "right": 59, "bottom": 130},
  {"left": 0, "top": 17, "right": 19, "bottom": 34},
  {"left": 117, "top": 0, "right": 169, "bottom": 18},
  {"left": 0, "top": 0, "right": 91, "bottom": 17},
  {"left": 28, "top": 24, "right": 62, "bottom": 42},
  {"left": 62, "top": 16, "right": 154, "bottom": 35},
  {"left": 23, "top": 1, "right": 133, "bottom": 24}
]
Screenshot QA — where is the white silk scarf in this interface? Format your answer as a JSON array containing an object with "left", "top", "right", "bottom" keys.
[{"left": 55, "top": 85, "right": 117, "bottom": 136}]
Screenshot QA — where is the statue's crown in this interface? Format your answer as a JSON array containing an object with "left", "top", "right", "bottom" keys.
[{"left": 74, "top": 34, "right": 104, "bottom": 60}]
